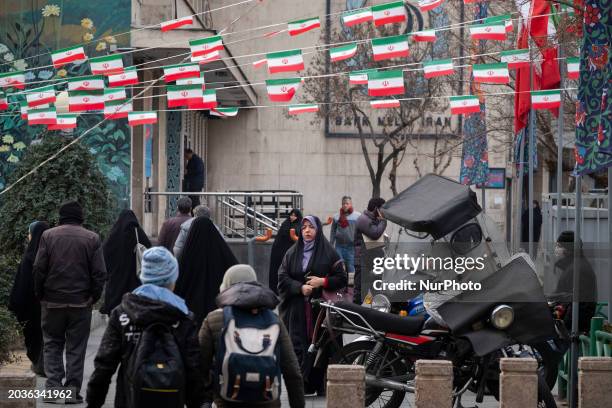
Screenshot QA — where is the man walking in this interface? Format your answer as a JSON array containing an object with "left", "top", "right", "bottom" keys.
[
  {"left": 33, "top": 201, "right": 106, "bottom": 403},
  {"left": 184, "top": 148, "right": 205, "bottom": 207},
  {"left": 330, "top": 196, "right": 360, "bottom": 277},
  {"left": 158, "top": 196, "right": 192, "bottom": 252}
]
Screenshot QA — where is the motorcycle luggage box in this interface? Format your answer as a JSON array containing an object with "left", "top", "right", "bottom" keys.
[
  {"left": 381, "top": 173, "right": 482, "bottom": 239},
  {"left": 334, "top": 301, "right": 425, "bottom": 336}
]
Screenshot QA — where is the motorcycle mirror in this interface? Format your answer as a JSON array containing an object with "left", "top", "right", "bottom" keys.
[{"left": 450, "top": 223, "right": 483, "bottom": 255}]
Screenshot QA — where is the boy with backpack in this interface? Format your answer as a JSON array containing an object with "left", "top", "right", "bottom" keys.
[
  {"left": 86, "top": 247, "right": 204, "bottom": 408},
  {"left": 199, "top": 264, "right": 305, "bottom": 408}
]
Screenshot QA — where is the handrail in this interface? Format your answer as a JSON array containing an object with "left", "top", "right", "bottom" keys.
[
  {"left": 225, "top": 197, "right": 279, "bottom": 226},
  {"left": 220, "top": 199, "right": 279, "bottom": 231},
  {"left": 145, "top": 191, "right": 303, "bottom": 197}
]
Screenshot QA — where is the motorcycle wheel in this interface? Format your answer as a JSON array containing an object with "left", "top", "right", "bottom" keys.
[{"left": 330, "top": 340, "right": 410, "bottom": 408}]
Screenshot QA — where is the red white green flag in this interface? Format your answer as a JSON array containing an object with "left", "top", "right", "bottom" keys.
[
  {"left": 288, "top": 17, "right": 320, "bottom": 36},
  {"left": 419, "top": 0, "right": 445, "bottom": 12},
  {"left": 500, "top": 49, "right": 530, "bottom": 69},
  {"left": 104, "top": 99, "right": 133, "bottom": 119},
  {"left": 68, "top": 90, "right": 105, "bottom": 112},
  {"left": 68, "top": 75, "right": 105, "bottom": 91},
  {"left": 190, "top": 36, "right": 224, "bottom": 57},
  {"left": 163, "top": 63, "right": 200, "bottom": 83},
  {"left": 89, "top": 54, "right": 124, "bottom": 75},
  {"left": 128, "top": 111, "right": 157, "bottom": 126},
  {"left": 20, "top": 102, "right": 28, "bottom": 119},
  {"left": 48, "top": 114, "right": 77, "bottom": 130},
  {"left": 531, "top": 90, "right": 561, "bottom": 109},
  {"left": 104, "top": 87, "right": 127, "bottom": 102},
  {"left": 26, "top": 85, "right": 56, "bottom": 108},
  {"left": 28, "top": 107, "right": 56, "bottom": 125},
  {"left": 484, "top": 14, "right": 513, "bottom": 33},
  {"left": 449, "top": 95, "right": 480, "bottom": 115},
  {"left": 192, "top": 50, "right": 221, "bottom": 65},
  {"left": 0, "top": 71, "right": 26, "bottom": 89},
  {"left": 367, "top": 70, "right": 404, "bottom": 96},
  {"left": 423, "top": 59, "right": 454, "bottom": 79},
  {"left": 108, "top": 67, "right": 138, "bottom": 87},
  {"left": 252, "top": 58, "right": 267, "bottom": 69},
  {"left": 349, "top": 69, "right": 376, "bottom": 85},
  {"left": 329, "top": 43, "right": 358, "bottom": 63},
  {"left": 0, "top": 93, "right": 7, "bottom": 110},
  {"left": 412, "top": 29, "right": 436, "bottom": 42},
  {"left": 371, "top": 1, "right": 406, "bottom": 26},
  {"left": 288, "top": 104, "right": 319, "bottom": 115},
  {"left": 210, "top": 107, "right": 239, "bottom": 117},
  {"left": 371, "top": 35, "right": 409, "bottom": 61},
  {"left": 266, "top": 78, "right": 301, "bottom": 102},
  {"left": 469, "top": 21, "right": 506, "bottom": 41},
  {"left": 51, "top": 45, "right": 86, "bottom": 68},
  {"left": 177, "top": 73, "right": 205, "bottom": 88},
  {"left": 566, "top": 57, "right": 579, "bottom": 80},
  {"left": 187, "top": 89, "right": 217, "bottom": 110},
  {"left": 167, "top": 84, "right": 203, "bottom": 108},
  {"left": 371, "top": 99, "right": 400, "bottom": 109},
  {"left": 472, "top": 63, "right": 509, "bottom": 84},
  {"left": 266, "top": 50, "right": 304, "bottom": 74},
  {"left": 341, "top": 8, "right": 373, "bottom": 26},
  {"left": 160, "top": 16, "right": 193, "bottom": 32}
]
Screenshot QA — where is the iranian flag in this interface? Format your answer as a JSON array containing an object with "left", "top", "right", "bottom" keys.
[
  {"left": 28, "top": 107, "right": 56, "bottom": 125},
  {"left": 160, "top": 16, "right": 193, "bottom": 32},
  {"left": 177, "top": 74, "right": 205, "bottom": 88},
  {"left": 68, "top": 75, "right": 105, "bottom": 91},
  {"left": 367, "top": 70, "right": 404, "bottom": 96},
  {"left": 372, "top": 1, "right": 406, "bottom": 26},
  {"left": 469, "top": 21, "right": 506, "bottom": 40},
  {"left": 51, "top": 45, "right": 86, "bottom": 68},
  {"left": 419, "top": 0, "right": 445, "bottom": 12},
  {"left": 449, "top": 95, "right": 480, "bottom": 115},
  {"left": 288, "top": 104, "right": 319, "bottom": 115},
  {"left": 188, "top": 89, "right": 217, "bottom": 110},
  {"left": 192, "top": 50, "right": 221, "bottom": 65},
  {"left": 330, "top": 43, "right": 357, "bottom": 63},
  {"left": 20, "top": 102, "right": 28, "bottom": 119},
  {"left": 104, "top": 87, "right": 127, "bottom": 102},
  {"left": 167, "top": 84, "right": 203, "bottom": 108},
  {"left": 89, "top": 54, "right": 124, "bottom": 75},
  {"left": 371, "top": 35, "right": 409, "bottom": 61},
  {"left": 371, "top": 99, "right": 400, "bottom": 109},
  {"left": 68, "top": 90, "right": 105, "bottom": 112},
  {"left": 472, "top": 63, "right": 509, "bottom": 84},
  {"left": 288, "top": 17, "right": 320, "bottom": 36},
  {"left": 531, "top": 90, "right": 561, "bottom": 109},
  {"left": 412, "top": 30, "right": 436, "bottom": 42},
  {"left": 104, "top": 99, "right": 133, "bottom": 119},
  {"left": 423, "top": 59, "right": 454, "bottom": 79},
  {"left": 48, "top": 114, "right": 77, "bottom": 130},
  {"left": 0, "top": 94, "right": 7, "bottom": 110},
  {"left": 108, "top": 67, "right": 139, "bottom": 87},
  {"left": 266, "top": 50, "right": 304, "bottom": 74},
  {"left": 266, "top": 78, "right": 301, "bottom": 102},
  {"left": 500, "top": 49, "right": 530, "bottom": 69},
  {"left": 210, "top": 107, "right": 239, "bottom": 117},
  {"left": 0, "top": 71, "right": 25, "bottom": 89},
  {"left": 349, "top": 69, "right": 376, "bottom": 85},
  {"left": 190, "top": 36, "right": 224, "bottom": 58},
  {"left": 566, "top": 57, "right": 579, "bottom": 80},
  {"left": 341, "top": 8, "right": 373, "bottom": 26},
  {"left": 485, "top": 14, "right": 513, "bottom": 33},
  {"left": 26, "top": 85, "right": 56, "bottom": 108},
  {"left": 128, "top": 111, "right": 157, "bottom": 126},
  {"left": 163, "top": 63, "right": 200, "bottom": 83},
  {"left": 252, "top": 58, "right": 267, "bottom": 69}
]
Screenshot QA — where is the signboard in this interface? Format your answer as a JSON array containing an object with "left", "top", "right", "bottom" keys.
[{"left": 477, "top": 167, "right": 506, "bottom": 189}]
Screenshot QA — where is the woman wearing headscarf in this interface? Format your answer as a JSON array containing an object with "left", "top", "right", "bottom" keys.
[
  {"left": 175, "top": 216, "right": 238, "bottom": 326},
  {"left": 269, "top": 209, "right": 302, "bottom": 294},
  {"left": 9, "top": 221, "right": 50, "bottom": 375},
  {"left": 100, "top": 210, "right": 151, "bottom": 315},
  {"left": 278, "top": 215, "right": 346, "bottom": 394}
]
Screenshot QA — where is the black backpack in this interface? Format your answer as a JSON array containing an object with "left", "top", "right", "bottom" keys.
[{"left": 124, "top": 322, "right": 186, "bottom": 408}]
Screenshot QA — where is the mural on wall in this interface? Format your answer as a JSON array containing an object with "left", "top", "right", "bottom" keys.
[{"left": 0, "top": 1, "right": 131, "bottom": 206}]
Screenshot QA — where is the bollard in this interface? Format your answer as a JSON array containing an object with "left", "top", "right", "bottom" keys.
[
  {"left": 326, "top": 364, "right": 365, "bottom": 408},
  {"left": 415, "top": 360, "right": 453, "bottom": 408},
  {"left": 500, "top": 358, "right": 538, "bottom": 408},
  {"left": 0, "top": 368, "right": 36, "bottom": 407},
  {"left": 578, "top": 357, "right": 612, "bottom": 408}
]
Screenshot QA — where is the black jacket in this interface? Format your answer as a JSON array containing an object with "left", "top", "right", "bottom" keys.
[
  {"left": 86, "top": 293, "right": 204, "bottom": 408},
  {"left": 185, "top": 154, "right": 205, "bottom": 191},
  {"left": 33, "top": 224, "right": 106, "bottom": 305}
]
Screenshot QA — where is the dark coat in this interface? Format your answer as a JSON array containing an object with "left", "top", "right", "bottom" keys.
[
  {"left": 185, "top": 154, "right": 205, "bottom": 191},
  {"left": 353, "top": 210, "right": 387, "bottom": 266},
  {"left": 86, "top": 293, "right": 204, "bottom": 408},
  {"left": 158, "top": 213, "right": 192, "bottom": 252},
  {"left": 33, "top": 223, "right": 106, "bottom": 305},
  {"left": 521, "top": 207, "right": 543, "bottom": 243},
  {"left": 199, "top": 282, "right": 305, "bottom": 408},
  {"left": 268, "top": 213, "right": 302, "bottom": 294}
]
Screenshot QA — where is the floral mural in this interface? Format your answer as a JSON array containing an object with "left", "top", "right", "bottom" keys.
[{"left": 0, "top": 1, "right": 131, "bottom": 206}]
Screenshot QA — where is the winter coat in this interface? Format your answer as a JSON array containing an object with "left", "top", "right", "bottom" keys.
[
  {"left": 33, "top": 224, "right": 106, "bottom": 305},
  {"left": 268, "top": 217, "right": 301, "bottom": 294},
  {"left": 173, "top": 217, "right": 223, "bottom": 258},
  {"left": 330, "top": 211, "right": 360, "bottom": 246},
  {"left": 158, "top": 213, "right": 192, "bottom": 252},
  {"left": 185, "top": 154, "right": 205, "bottom": 191},
  {"left": 353, "top": 210, "right": 387, "bottom": 266},
  {"left": 199, "top": 282, "right": 304, "bottom": 408},
  {"left": 553, "top": 255, "right": 597, "bottom": 333},
  {"left": 86, "top": 293, "right": 204, "bottom": 408}
]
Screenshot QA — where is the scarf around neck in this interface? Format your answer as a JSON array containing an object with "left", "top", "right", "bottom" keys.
[{"left": 338, "top": 206, "right": 353, "bottom": 228}]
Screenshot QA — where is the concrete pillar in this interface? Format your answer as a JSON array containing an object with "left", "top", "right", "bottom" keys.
[
  {"left": 500, "top": 358, "right": 538, "bottom": 408},
  {"left": 326, "top": 364, "right": 365, "bottom": 408},
  {"left": 578, "top": 357, "right": 612, "bottom": 408},
  {"left": 0, "top": 368, "right": 36, "bottom": 407},
  {"left": 415, "top": 360, "right": 453, "bottom": 408}
]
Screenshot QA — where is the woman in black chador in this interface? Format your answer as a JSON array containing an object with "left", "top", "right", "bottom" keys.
[
  {"left": 100, "top": 210, "right": 151, "bottom": 315},
  {"left": 268, "top": 209, "right": 302, "bottom": 293},
  {"left": 175, "top": 216, "right": 238, "bottom": 326},
  {"left": 9, "top": 221, "right": 49, "bottom": 375}
]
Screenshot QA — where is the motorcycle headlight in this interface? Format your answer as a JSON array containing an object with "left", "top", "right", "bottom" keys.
[
  {"left": 371, "top": 294, "right": 391, "bottom": 313},
  {"left": 490, "top": 305, "right": 514, "bottom": 330}
]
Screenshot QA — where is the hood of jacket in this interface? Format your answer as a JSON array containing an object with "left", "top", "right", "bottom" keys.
[
  {"left": 215, "top": 281, "right": 279, "bottom": 310},
  {"left": 121, "top": 292, "right": 191, "bottom": 326}
]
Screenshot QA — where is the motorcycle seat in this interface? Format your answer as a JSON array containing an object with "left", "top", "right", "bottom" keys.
[{"left": 334, "top": 301, "right": 425, "bottom": 336}]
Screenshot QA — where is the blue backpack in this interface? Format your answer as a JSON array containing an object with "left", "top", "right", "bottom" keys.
[{"left": 215, "top": 305, "right": 282, "bottom": 402}]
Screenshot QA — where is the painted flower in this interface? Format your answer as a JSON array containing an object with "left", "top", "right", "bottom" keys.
[
  {"left": 2, "top": 135, "right": 14, "bottom": 144},
  {"left": 38, "top": 69, "right": 53, "bottom": 80},
  {"left": 3, "top": 53, "right": 14, "bottom": 62},
  {"left": 463, "top": 155, "right": 475, "bottom": 168},
  {"left": 96, "top": 42, "right": 107, "bottom": 52},
  {"left": 584, "top": 4, "right": 601, "bottom": 27},
  {"left": 83, "top": 33, "right": 94, "bottom": 42},
  {"left": 574, "top": 147, "right": 585, "bottom": 165},
  {"left": 480, "top": 151, "right": 488, "bottom": 162},
  {"left": 7, "top": 154, "right": 19, "bottom": 163},
  {"left": 0, "top": 43, "right": 8, "bottom": 53},
  {"left": 0, "top": 145, "right": 10, "bottom": 153},
  {"left": 81, "top": 18, "right": 94, "bottom": 29},
  {"left": 41, "top": 4, "right": 61, "bottom": 17},
  {"left": 104, "top": 35, "right": 117, "bottom": 44},
  {"left": 107, "top": 166, "right": 124, "bottom": 181},
  {"left": 12, "top": 59, "right": 28, "bottom": 70},
  {"left": 12, "top": 141, "right": 26, "bottom": 151},
  {"left": 588, "top": 44, "right": 608, "bottom": 71},
  {"left": 24, "top": 71, "right": 35, "bottom": 81},
  {"left": 56, "top": 68, "right": 67, "bottom": 77}
]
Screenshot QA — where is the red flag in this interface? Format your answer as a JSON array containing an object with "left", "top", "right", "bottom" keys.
[
  {"left": 514, "top": 26, "right": 533, "bottom": 134},
  {"left": 529, "top": 0, "right": 560, "bottom": 93}
]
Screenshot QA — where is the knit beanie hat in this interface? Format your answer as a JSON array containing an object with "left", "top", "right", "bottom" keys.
[
  {"left": 220, "top": 264, "right": 257, "bottom": 291},
  {"left": 59, "top": 201, "right": 84, "bottom": 225},
  {"left": 140, "top": 247, "right": 179, "bottom": 287}
]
